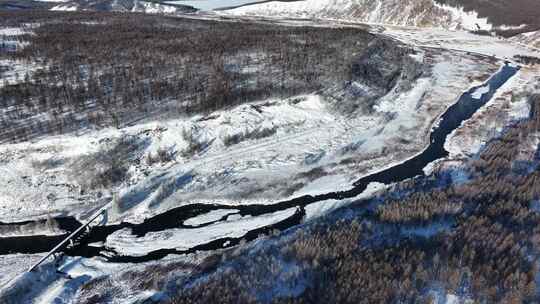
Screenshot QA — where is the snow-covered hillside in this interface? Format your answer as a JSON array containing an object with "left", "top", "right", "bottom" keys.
[
  {"left": 225, "top": 0, "right": 493, "bottom": 31},
  {"left": 49, "top": 0, "right": 196, "bottom": 13}
]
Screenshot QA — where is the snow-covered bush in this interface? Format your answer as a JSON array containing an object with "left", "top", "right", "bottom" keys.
[
  {"left": 146, "top": 147, "right": 174, "bottom": 166},
  {"left": 222, "top": 125, "right": 278, "bottom": 147},
  {"left": 180, "top": 126, "right": 209, "bottom": 158}
]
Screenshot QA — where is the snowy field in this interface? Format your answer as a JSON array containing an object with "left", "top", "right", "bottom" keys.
[{"left": 511, "top": 30, "right": 540, "bottom": 50}]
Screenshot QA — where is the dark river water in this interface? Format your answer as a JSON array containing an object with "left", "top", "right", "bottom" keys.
[{"left": 0, "top": 63, "right": 519, "bottom": 262}]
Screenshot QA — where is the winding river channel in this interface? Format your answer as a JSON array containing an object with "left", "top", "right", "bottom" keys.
[{"left": 0, "top": 63, "right": 519, "bottom": 263}]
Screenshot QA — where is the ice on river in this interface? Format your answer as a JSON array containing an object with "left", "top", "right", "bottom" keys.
[
  {"left": 471, "top": 84, "right": 490, "bottom": 100},
  {"left": 105, "top": 207, "right": 297, "bottom": 256}
]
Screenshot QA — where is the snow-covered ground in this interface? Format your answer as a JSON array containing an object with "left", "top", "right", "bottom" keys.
[
  {"left": 35, "top": 0, "right": 70, "bottom": 2},
  {"left": 0, "top": 219, "right": 66, "bottom": 237},
  {"left": 166, "top": 0, "right": 259, "bottom": 10},
  {"left": 0, "top": 46, "right": 499, "bottom": 224},
  {"left": 428, "top": 288, "right": 474, "bottom": 304},
  {"left": 381, "top": 25, "right": 540, "bottom": 60},
  {"left": 0, "top": 254, "right": 42, "bottom": 288},
  {"left": 0, "top": 59, "right": 43, "bottom": 88},
  {"left": 50, "top": 4, "right": 77, "bottom": 11},
  {"left": 304, "top": 181, "right": 386, "bottom": 220}
]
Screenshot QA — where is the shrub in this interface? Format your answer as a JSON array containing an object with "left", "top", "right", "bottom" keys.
[
  {"left": 146, "top": 147, "right": 174, "bottom": 166},
  {"left": 222, "top": 125, "right": 278, "bottom": 147},
  {"left": 70, "top": 135, "right": 141, "bottom": 191},
  {"left": 180, "top": 127, "right": 209, "bottom": 158}
]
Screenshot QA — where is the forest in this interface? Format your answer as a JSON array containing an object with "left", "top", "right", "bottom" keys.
[{"left": 0, "top": 11, "right": 372, "bottom": 143}]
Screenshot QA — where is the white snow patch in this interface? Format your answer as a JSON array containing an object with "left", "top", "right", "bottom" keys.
[
  {"left": 0, "top": 28, "right": 26, "bottom": 36},
  {"left": 50, "top": 4, "right": 78, "bottom": 11},
  {"left": 497, "top": 24, "right": 528, "bottom": 31},
  {"left": 291, "top": 174, "right": 351, "bottom": 197},
  {"left": 135, "top": 1, "right": 178, "bottom": 14},
  {"left": 429, "top": 288, "right": 475, "bottom": 304},
  {"left": 0, "top": 254, "right": 42, "bottom": 288},
  {"left": 304, "top": 182, "right": 387, "bottom": 220},
  {"left": 0, "top": 221, "right": 65, "bottom": 237}
]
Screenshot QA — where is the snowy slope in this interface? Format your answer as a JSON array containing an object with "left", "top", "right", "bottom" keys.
[
  {"left": 225, "top": 0, "right": 493, "bottom": 31},
  {"left": 50, "top": 0, "right": 196, "bottom": 13}
]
